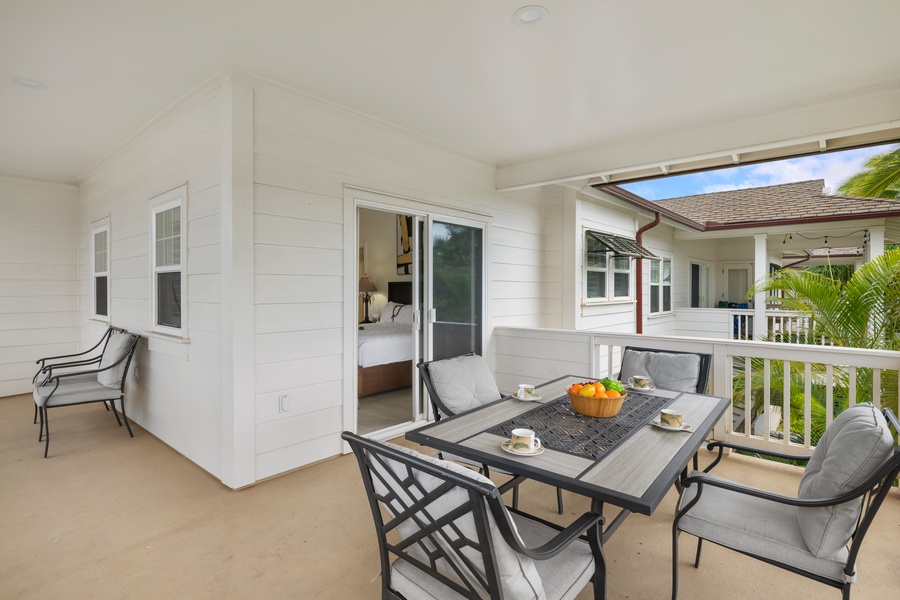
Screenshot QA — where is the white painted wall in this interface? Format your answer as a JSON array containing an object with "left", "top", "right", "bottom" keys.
[
  {"left": 0, "top": 176, "right": 79, "bottom": 396},
  {"left": 77, "top": 79, "right": 226, "bottom": 478},
  {"left": 249, "top": 79, "right": 546, "bottom": 479}
]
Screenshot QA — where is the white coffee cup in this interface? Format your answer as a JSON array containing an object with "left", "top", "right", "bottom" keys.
[
  {"left": 517, "top": 384, "right": 536, "bottom": 399},
  {"left": 510, "top": 428, "right": 541, "bottom": 452},
  {"left": 660, "top": 409, "right": 684, "bottom": 428},
  {"left": 628, "top": 375, "right": 651, "bottom": 388}
]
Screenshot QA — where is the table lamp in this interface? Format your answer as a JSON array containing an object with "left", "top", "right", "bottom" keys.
[{"left": 359, "top": 276, "right": 378, "bottom": 323}]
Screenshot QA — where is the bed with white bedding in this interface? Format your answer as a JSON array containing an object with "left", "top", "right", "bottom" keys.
[{"left": 358, "top": 282, "right": 414, "bottom": 397}]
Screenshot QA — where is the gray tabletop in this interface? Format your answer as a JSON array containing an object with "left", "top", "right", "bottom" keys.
[{"left": 407, "top": 375, "right": 731, "bottom": 515}]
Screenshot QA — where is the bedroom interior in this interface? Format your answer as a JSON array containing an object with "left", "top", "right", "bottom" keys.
[{"left": 357, "top": 207, "right": 416, "bottom": 435}]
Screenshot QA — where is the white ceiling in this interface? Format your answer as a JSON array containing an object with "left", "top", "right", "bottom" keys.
[{"left": 3, "top": 0, "right": 900, "bottom": 186}]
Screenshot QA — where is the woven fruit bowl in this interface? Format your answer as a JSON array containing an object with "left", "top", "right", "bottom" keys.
[{"left": 567, "top": 388, "right": 627, "bottom": 418}]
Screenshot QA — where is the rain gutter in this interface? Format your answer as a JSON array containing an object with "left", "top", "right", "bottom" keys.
[{"left": 635, "top": 212, "right": 662, "bottom": 334}]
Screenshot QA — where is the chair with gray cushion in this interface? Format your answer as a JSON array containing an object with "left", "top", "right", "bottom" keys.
[
  {"left": 418, "top": 353, "right": 565, "bottom": 514},
  {"left": 342, "top": 431, "right": 606, "bottom": 600},
  {"left": 672, "top": 403, "right": 900, "bottom": 599},
  {"left": 32, "top": 328, "right": 140, "bottom": 457},
  {"left": 619, "top": 347, "right": 711, "bottom": 394}
]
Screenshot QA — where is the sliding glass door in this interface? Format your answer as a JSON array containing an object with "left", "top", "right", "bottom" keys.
[{"left": 427, "top": 219, "right": 484, "bottom": 360}]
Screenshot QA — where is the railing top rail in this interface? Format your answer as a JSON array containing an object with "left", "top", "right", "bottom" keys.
[{"left": 493, "top": 326, "right": 900, "bottom": 369}]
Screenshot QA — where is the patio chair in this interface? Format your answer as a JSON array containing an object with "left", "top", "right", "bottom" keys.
[
  {"left": 418, "top": 353, "right": 565, "bottom": 514},
  {"left": 32, "top": 325, "right": 118, "bottom": 424},
  {"left": 619, "top": 346, "right": 712, "bottom": 394},
  {"left": 672, "top": 403, "right": 900, "bottom": 600},
  {"left": 342, "top": 431, "right": 605, "bottom": 600},
  {"left": 32, "top": 328, "right": 141, "bottom": 457}
]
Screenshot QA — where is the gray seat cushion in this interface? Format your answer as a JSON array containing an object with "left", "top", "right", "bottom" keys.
[
  {"left": 34, "top": 372, "right": 123, "bottom": 408},
  {"left": 797, "top": 403, "right": 894, "bottom": 557},
  {"left": 426, "top": 355, "right": 501, "bottom": 415},
  {"left": 677, "top": 471, "right": 854, "bottom": 584},
  {"left": 620, "top": 350, "right": 701, "bottom": 392},
  {"left": 392, "top": 511, "right": 594, "bottom": 600},
  {"left": 98, "top": 331, "right": 134, "bottom": 388},
  {"left": 372, "top": 443, "right": 546, "bottom": 599}
]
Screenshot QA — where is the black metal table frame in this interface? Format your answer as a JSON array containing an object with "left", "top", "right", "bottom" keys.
[{"left": 406, "top": 374, "right": 731, "bottom": 599}]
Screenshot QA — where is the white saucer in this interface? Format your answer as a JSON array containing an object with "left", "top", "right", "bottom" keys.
[
  {"left": 625, "top": 384, "right": 656, "bottom": 392},
  {"left": 500, "top": 440, "right": 545, "bottom": 456},
  {"left": 513, "top": 393, "right": 542, "bottom": 401},
  {"left": 650, "top": 419, "right": 692, "bottom": 432}
]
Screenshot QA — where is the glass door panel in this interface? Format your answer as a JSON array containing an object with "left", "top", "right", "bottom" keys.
[{"left": 429, "top": 220, "right": 484, "bottom": 360}]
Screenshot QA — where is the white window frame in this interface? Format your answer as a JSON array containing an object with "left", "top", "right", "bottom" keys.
[
  {"left": 150, "top": 185, "right": 187, "bottom": 337},
  {"left": 649, "top": 254, "right": 673, "bottom": 315},
  {"left": 583, "top": 231, "right": 632, "bottom": 303},
  {"left": 91, "top": 220, "right": 110, "bottom": 321}
]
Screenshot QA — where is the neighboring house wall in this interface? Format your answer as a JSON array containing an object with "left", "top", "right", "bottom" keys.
[
  {"left": 77, "top": 79, "right": 225, "bottom": 477},
  {"left": 575, "top": 195, "right": 640, "bottom": 332},
  {"left": 0, "top": 176, "right": 79, "bottom": 396}
]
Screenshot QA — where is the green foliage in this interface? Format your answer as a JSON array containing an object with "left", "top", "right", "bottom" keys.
[
  {"left": 432, "top": 224, "right": 482, "bottom": 324},
  {"left": 739, "top": 250, "right": 900, "bottom": 444},
  {"left": 837, "top": 145, "right": 900, "bottom": 199}
]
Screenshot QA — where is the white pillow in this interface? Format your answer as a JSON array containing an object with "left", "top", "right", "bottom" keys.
[
  {"left": 382, "top": 301, "right": 413, "bottom": 323},
  {"left": 393, "top": 305, "right": 414, "bottom": 324}
]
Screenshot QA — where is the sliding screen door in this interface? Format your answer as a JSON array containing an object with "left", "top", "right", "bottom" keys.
[{"left": 429, "top": 219, "right": 484, "bottom": 360}]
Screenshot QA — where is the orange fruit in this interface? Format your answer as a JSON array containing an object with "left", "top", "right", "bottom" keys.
[
  {"left": 570, "top": 384, "right": 583, "bottom": 394},
  {"left": 605, "top": 389, "right": 620, "bottom": 398},
  {"left": 593, "top": 387, "right": 606, "bottom": 397},
  {"left": 595, "top": 382, "right": 606, "bottom": 393}
]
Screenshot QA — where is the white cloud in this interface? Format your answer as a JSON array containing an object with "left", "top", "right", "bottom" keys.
[{"left": 699, "top": 144, "right": 895, "bottom": 194}]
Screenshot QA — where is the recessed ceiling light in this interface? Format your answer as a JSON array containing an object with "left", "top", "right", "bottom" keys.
[
  {"left": 11, "top": 77, "right": 48, "bottom": 89},
  {"left": 513, "top": 5, "right": 550, "bottom": 27}
]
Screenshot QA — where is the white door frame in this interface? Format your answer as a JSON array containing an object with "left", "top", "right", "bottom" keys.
[{"left": 342, "top": 186, "right": 490, "bottom": 449}]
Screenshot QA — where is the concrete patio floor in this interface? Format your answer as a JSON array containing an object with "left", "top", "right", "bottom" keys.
[{"left": 2, "top": 393, "right": 898, "bottom": 599}]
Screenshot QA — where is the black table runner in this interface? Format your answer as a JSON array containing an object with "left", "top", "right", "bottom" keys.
[{"left": 487, "top": 392, "right": 673, "bottom": 461}]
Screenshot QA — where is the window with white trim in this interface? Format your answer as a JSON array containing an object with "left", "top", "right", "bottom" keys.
[
  {"left": 151, "top": 186, "right": 186, "bottom": 335},
  {"left": 650, "top": 255, "right": 672, "bottom": 314},
  {"left": 584, "top": 233, "right": 632, "bottom": 301},
  {"left": 92, "top": 222, "right": 110, "bottom": 320}
]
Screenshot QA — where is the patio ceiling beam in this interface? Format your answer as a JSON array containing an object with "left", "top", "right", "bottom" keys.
[{"left": 495, "top": 81, "right": 900, "bottom": 191}]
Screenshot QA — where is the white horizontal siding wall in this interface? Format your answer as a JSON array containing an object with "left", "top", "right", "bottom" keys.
[
  {"left": 576, "top": 196, "right": 639, "bottom": 332},
  {"left": 250, "top": 80, "right": 545, "bottom": 478},
  {"left": 0, "top": 176, "right": 79, "bottom": 396},
  {"left": 77, "top": 80, "right": 225, "bottom": 478}
]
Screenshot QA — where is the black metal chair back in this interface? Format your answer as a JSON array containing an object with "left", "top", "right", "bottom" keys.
[{"left": 342, "top": 431, "right": 514, "bottom": 600}]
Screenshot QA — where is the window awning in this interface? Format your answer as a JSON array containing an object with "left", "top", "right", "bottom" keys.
[{"left": 586, "top": 231, "right": 659, "bottom": 260}]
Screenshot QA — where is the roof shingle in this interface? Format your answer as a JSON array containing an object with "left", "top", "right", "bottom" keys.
[{"left": 653, "top": 179, "right": 900, "bottom": 226}]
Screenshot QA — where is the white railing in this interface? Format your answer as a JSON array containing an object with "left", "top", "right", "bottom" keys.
[
  {"left": 678, "top": 307, "right": 827, "bottom": 344},
  {"left": 493, "top": 327, "right": 900, "bottom": 455}
]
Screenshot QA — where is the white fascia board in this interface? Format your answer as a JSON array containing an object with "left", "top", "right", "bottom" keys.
[{"left": 496, "top": 82, "right": 900, "bottom": 191}]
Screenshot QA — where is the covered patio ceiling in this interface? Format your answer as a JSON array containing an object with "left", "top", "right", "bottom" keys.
[{"left": 2, "top": 1, "right": 900, "bottom": 188}]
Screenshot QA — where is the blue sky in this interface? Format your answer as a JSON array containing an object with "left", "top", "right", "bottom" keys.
[{"left": 620, "top": 143, "right": 898, "bottom": 201}]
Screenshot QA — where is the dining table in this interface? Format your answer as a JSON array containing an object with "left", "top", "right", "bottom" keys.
[{"left": 406, "top": 374, "right": 732, "bottom": 599}]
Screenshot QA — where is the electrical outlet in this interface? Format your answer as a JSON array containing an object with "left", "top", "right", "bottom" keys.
[{"left": 278, "top": 394, "right": 288, "bottom": 413}]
